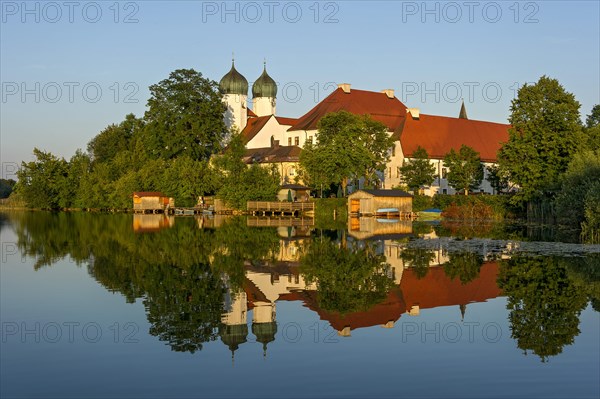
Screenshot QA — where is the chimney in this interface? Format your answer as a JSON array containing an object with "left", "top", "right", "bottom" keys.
[
  {"left": 338, "top": 83, "right": 351, "bottom": 93},
  {"left": 381, "top": 89, "right": 395, "bottom": 99},
  {"left": 407, "top": 108, "right": 420, "bottom": 119}
]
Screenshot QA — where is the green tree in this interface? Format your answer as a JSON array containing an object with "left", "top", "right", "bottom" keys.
[
  {"left": 143, "top": 69, "right": 228, "bottom": 161},
  {"left": 400, "top": 246, "right": 435, "bottom": 279},
  {"left": 399, "top": 146, "right": 436, "bottom": 192},
  {"left": 443, "top": 145, "right": 484, "bottom": 195},
  {"left": 485, "top": 164, "right": 511, "bottom": 194},
  {"left": 498, "top": 76, "right": 583, "bottom": 204},
  {"left": 585, "top": 104, "right": 600, "bottom": 129},
  {"left": 554, "top": 150, "right": 600, "bottom": 230},
  {"left": 87, "top": 114, "right": 143, "bottom": 164},
  {"left": 300, "top": 111, "right": 394, "bottom": 196},
  {"left": 216, "top": 133, "right": 280, "bottom": 209},
  {"left": 15, "top": 148, "right": 70, "bottom": 209}
]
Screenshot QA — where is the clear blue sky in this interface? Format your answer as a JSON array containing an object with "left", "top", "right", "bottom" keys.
[{"left": 1, "top": 0, "right": 599, "bottom": 177}]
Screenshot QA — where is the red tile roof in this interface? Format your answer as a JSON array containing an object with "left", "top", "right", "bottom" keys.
[
  {"left": 275, "top": 116, "right": 298, "bottom": 126},
  {"left": 398, "top": 113, "right": 510, "bottom": 162},
  {"left": 240, "top": 115, "right": 271, "bottom": 144},
  {"left": 288, "top": 87, "right": 408, "bottom": 132}
]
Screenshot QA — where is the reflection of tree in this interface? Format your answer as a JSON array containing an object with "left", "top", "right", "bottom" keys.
[
  {"left": 560, "top": 254, "right": 600, "bottom": 313},
  {"left": 400, "top": 246, "right": 435, "bottom": 279},
  {"left": 144, "top": 262, "right": 225, "bottom": 353},
  {"left": 443, "top": 252, "right": 483, "bottom": 284},
  {"left": 6, "top": 212, "right": 280, "bottom": 354},
  {"left": 498, "top": 256, "right": 589, "bottom": 362},
  {"left": 300, "top": 238, "right": 395, "bottom": 314}
]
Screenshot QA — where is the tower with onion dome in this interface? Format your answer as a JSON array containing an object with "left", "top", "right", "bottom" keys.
[
  {"left": 252, "top": 61, "right": 277, "bottom": 117},
  {"left": 219, "top": 58, "right": 249, "bottom": 132}
]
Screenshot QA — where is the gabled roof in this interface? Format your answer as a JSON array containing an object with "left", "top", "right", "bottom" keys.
[
  {"left": 398, "top": 113, "right": 510, "bottom": 162},
  {"left": 243, "top": 145, "right": 302, "bottom": 164},
  {"left": 240, "top": 115, "right": 272, "bottom": 144},
  {"left": 358, "top": 189, "right": 413, "bottom": 198},
  {"left": 288, "top": 87, "right": 408, "bottom": 132},
  {"left": 275, "top": 116, "right": 298, "bottom": 126},
  {"left": 247, "top": 108, "right": 257, "bottom": 117}
]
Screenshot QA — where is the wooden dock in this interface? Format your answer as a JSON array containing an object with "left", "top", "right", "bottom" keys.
[{"left": 247, "top": 201, "right": 314, "bottom": 216}]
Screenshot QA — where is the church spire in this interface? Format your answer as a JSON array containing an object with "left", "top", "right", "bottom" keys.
[{"left": 459, "top": 100, "right": 468, "bottom": 119}]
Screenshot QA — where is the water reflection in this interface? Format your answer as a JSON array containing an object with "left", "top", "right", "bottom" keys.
[{"left": 3, "top": 211, "right": 599, "bottom": 363}]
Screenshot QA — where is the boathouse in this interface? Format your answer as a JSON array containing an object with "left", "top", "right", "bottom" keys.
[
  {"left": 348, "top": 189, "right": 412, "bottom": 216},
  {"left": 132, "top": 192, "right": 174, "bottom": 213}
]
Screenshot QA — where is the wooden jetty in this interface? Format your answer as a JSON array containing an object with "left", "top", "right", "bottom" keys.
[{"left": 247, "top": 201, "right": 315, "bottom": 216}]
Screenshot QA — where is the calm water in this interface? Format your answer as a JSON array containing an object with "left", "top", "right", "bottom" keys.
[{"left": 1, "top": 212, "right": 599, "bottom": 398}]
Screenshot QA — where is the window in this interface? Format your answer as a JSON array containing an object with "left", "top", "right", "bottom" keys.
[
  {"left": 442, "top": 168, "right": 447, "bottom": 179},
  {"left": 396, "top": 166, "right": 401, "bottom": 178},
  {"left": 294, "top": 136, "right": 299, "bottom": 146},
  {"left": 289, "top": 167, "right": 296, "bottom": 176},
  {"left": 442, "top": 188, "right": 447, "bottom": 194},
  {"left": 392, "top": 146, "right": 396, "bottom": 157},
  {"left": 388, "top": 168, "right": 392, "bottom": 178},
  {"left": 307, "top": 136, "right": 313, "bottom": 144},
  {"left": 288, "top": 137, "right": 292, "bottom": 146}
]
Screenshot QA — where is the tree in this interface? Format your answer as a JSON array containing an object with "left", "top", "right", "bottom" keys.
[
  {"left": 143, "top": 69, "right": 228, "bottom": 161},
  {"left": 0, "top": 179, "right": 16, "bottom": 199},
  {"left": 399, "top": 146, "right": 436, "bottom": 192},
  {"left": 87, "top": 114, "right": 143, "bottom": 164},
  {"left": 485, "top": 164, "right": 511, "bottom": 194},
  {"left": 300, "top": 111, "right": 394, "bottom": 196},
  {"left": 585, "top": 104, "right": 600, "bottom": 129},
  {"left": 216, "top": 133, "right": 280, "bottom": 209},
  {"left": 443, "top": 145, "right": 483, "bottom": 195},
  {"left": 15, "top": 148, "right": 70, "bottom": 209},
  {"left": 498, "top": 76, "right": 583, "bottom": 204},
  {"left": 554, "top": 150, "right": 600, "bottom": 230}
]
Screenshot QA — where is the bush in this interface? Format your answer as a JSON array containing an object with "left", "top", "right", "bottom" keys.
[{"left": 432, "top": 194, "right": 513, "bottom": 220}]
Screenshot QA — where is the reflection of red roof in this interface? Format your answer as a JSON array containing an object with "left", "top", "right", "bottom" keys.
[
  {"left": 247, "top": 109, "right": 257, "bottom": 117},
  {"left": 243, "top": 278, "right": 269, "bottom": 310},
  {"left": 275, "top": 116, "right": 298, "bottom": 126},
  {"left": 400, "top": 262, "right": 502, "bottom": 310},
  {"left": 241, "top": 115, "right": 271, "bottom": 143},
  {"left": 399, "top": 113, "right": 509, "bottom": 162},
  {"left": 280, "top": 287, "right": 406, "bottom": 332},
  {"left": 288, "top": 88, "right": 407, "bottom": 132}
]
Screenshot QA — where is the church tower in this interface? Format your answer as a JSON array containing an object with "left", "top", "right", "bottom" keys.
[
  {"left": 219, "top": 58, "right": 249, "bottom": 132},
  {"left": 252, "top": 61, "right": 277, "bottom": 116}
]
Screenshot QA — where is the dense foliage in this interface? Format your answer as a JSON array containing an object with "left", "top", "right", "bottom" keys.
[{"left": 13, "top": 69, "right": 277, "bottom": 209}]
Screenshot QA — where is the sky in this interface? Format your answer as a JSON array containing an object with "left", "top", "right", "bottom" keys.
[{"left": 1, "top": 0, "right": 599, "bottom": 178}]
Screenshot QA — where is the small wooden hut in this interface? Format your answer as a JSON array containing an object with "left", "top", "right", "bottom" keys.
[
  {"left": 348, "top": 189, "right": 412, "bottom": 216},
  {"left": 132, "top": 192, "right": 174, "bottom": 213},
  {"left": 277, "top": 184, "right": 311, "bottom": 202}
]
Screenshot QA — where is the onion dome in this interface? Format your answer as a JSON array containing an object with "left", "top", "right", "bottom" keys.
[
  {"left": 252, "top": 62, "right": 277, "bottom": 98},
  {"left": 219, "top": 60, "right": 248, "bottom": 95},
  {"left": 252, "top": 321, "right": 277, "bottom": 357}
]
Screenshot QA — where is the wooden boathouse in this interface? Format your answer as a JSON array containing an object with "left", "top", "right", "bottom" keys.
[
  {"left": 133, "top": 192, "right": 174, "bottom": 214},
  {"left": 348, "top": 189, "right": 413, "bottom": 217}
]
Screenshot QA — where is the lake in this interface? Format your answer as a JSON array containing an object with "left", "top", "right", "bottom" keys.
[{"left": 1, "top": 212, "right": 599, "bottom": 398}]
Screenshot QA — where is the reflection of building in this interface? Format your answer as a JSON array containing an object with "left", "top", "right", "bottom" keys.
[
  {"left": 132, "top": 214, "right": 175, "bottom": 233},
  {"left": 348, "top": 217, "right": 412, "bottom": 241}
]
